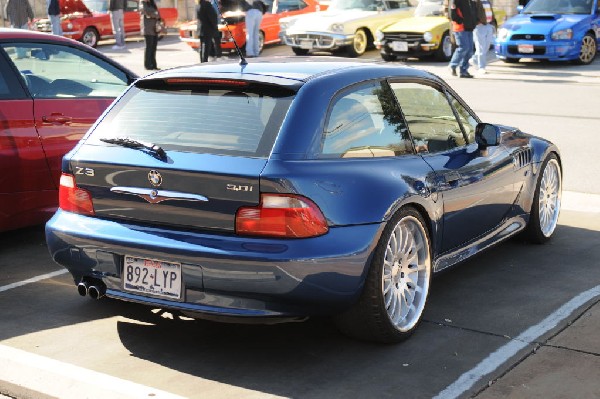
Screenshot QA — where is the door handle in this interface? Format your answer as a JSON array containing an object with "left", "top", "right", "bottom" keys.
[{"left": 42, "top": 113, "right": 72, "bottom": 125}]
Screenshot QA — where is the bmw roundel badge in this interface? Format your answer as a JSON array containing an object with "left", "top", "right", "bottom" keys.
[{"left": 148, "top": 170, "right": 162, "bottom": 187}]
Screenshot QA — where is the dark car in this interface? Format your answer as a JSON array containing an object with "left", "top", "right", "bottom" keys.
[
  {"left": 0, "top": 28, "right": 137, "bottom": 232},
  {"left": 45, "top": 59, "right": 562, "bottom": 343}
]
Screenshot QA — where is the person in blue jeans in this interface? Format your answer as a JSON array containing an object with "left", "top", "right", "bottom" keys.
[
  {"left": 448, "top": 0, "right": 478, "bottom": 78},
  {"left": 245, "top": 0, "right": 266, "bottom": 57}
]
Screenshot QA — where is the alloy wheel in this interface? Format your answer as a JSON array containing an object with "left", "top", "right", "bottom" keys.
[{"left": 538, "top": 158, "right": 561, "bottom": 237}]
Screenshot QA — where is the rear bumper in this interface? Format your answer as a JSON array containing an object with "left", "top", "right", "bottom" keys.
[
  {"left": 494, "top": 39, "right": 580, "bottom": 61},
  {"left": 46, "top": 210, "right": 382, "bottom": 319}
]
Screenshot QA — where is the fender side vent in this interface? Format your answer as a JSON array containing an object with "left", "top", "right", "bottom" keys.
[{"left": 513, "top": 148, "right": 532, "bottom": 169}]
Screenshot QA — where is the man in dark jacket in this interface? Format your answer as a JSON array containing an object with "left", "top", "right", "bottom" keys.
[
  {"left": 47, "top": 0, "right": 62, "bottom": 35},
  {"left": 197, "top": 0, "right": 220, "bottom": 62},
  {"left": 5, "top": 0, "right": 34, "bottom": 29},
  {"left": 447, "top": 0, "right": 478, "bottom": 78},
  {"left": 109, "top": 0, "right": 126, "bottom": 49}
]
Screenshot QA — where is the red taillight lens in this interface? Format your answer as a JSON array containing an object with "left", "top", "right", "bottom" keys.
[
  {"left": 236, "top": 194, "right": 328, "bottom": 238},
  {"left": 59, "top": 173, "right": 95, "bottom": 216}
]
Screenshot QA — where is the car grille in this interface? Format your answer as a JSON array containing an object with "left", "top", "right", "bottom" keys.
[
  {"left": 510, "top": 34, "right": 545, "bottom": 41},
  {"left": 286, "top": 34, "right": 334, "bottom": 47},
  {"left": 508, "top": 45, "right": 546, "bottom": 55},
  {"left": 34, "top": 21, "right": 51, "bottom": 32},
  {"left": 383, "top": 32, "right": 423, "bottom": 42}
]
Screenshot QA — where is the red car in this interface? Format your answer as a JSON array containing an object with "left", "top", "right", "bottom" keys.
[
  {"left": 33, "top": 0, "right": 178, "bottom": 47},
  {"left": 0, "top": 28, "right": 137, "bottom": 232},
  {"left": 179, "top": 0, "right": 319, "bottom": 53}
]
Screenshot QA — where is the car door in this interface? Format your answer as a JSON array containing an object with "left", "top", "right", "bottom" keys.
[
  {"left": 1, "top": 41, "right": 132, "bottom": 188},
  {"left": 0, "top": 47, "right": 56, "bottom": 231},
  {"left": 390, "top": 81, "right": 516, "bottom": 253},
  {"left": 124, "top": 0, "right": 142, "bottom": 34}
]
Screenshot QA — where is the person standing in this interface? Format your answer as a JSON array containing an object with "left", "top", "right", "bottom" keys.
[
  {"left": 245, "top": 0, "right": 265, "bottom": 58},
  {"left": 471, "top": 0, "right": 494, "bottom": 74},
  {"left": 198, "top": 0, "right": 219, "bottom": 62},
  {"left": 140, "top": 0, "right": 160, "bottom": 70},
  {"left": 109, "top": 0, "right": 126, "bottom": 49},
  {"left": 5, "top": 0, "right": 34, "bottom": 30},
  {"left": 448, "top": 0, "right": 478, "bottom": 78},
  {"left": 47, "top": 0, "right": 62, "bottom": 35}
]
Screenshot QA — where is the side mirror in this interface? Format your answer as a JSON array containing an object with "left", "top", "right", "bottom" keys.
[
  {"left": 475, "top": 123, "right": 501, "bottom": 149},
  {"left": 516, "top": 5, "right": 524, "bottom": 13}
]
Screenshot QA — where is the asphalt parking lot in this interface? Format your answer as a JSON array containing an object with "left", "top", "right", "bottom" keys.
[{"left": 1, "top": 33, "right": 599, "bottom": 399}]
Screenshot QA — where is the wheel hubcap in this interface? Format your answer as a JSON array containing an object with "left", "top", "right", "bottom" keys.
[
  {"left": 580, "top": 36, "right": 596, "bottom": 63},
  {"left": 539, "top": 159, "right": 561, "bottom": 237},
  {"left": 354, "top": 31, "right": 367, "bottom": 54},
  {"left": 442, "top": 36, "right": 453, "bottom": 58},
  {"left": 382, "top": 216, "right": 430, "bottom": 332}
]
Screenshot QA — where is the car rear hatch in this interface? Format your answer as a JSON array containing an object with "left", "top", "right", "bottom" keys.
[{"left": 67, "top": 75, "right": 299, "bottom": 233}]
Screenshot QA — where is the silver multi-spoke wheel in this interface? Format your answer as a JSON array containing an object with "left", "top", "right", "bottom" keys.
[
  {"left": 538, "top": 158, "right": 561, "bottom": 237},
  {"left": 382, "top": 216, "right": 430, "bottom": 332},
  {"left": 334, "top": 208, "right": 431, "bottom": 343}
]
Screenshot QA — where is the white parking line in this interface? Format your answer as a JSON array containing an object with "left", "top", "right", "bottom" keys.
[
  {"left": 0, "top": 344, "right": 186, "bottom": 399},
  {"left": 0, "top": 269, "right": 67, "bottom": 293},
  {"left": 434, "top": 284, "right": 600, "bottom": 399}
]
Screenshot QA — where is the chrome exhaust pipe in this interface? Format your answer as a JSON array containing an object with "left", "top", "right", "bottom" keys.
[
  {"left": 77, "top": 281, "right": 89, "bottom": 297},
  {"left": 88, "top": 283, "right": 106, "bottom": 300}
]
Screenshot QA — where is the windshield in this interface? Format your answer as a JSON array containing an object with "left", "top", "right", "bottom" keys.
[
  {"left": 329, "top": 0, "right": 383, "bottom": 11},
  {"left": 414, "top": 0, "right": 444, "bottom": 16},
  {"left": 523, "top": 0, "right": 593, "bottom": 14},
  {"left": 82, "top": 0, "right": 108, "bottom": 12}
]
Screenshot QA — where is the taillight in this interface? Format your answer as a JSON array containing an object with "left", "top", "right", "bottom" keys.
[
  {"left": 236, "top": 194, "right": 328, "bottom": 238},
  {"left": 59, "top": 173, "right": 95, "bottom": 216}
]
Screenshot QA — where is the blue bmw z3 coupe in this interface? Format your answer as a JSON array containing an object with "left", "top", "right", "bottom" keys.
[{"left": 46, "top": 60, "right": 562, "bottom": 343}]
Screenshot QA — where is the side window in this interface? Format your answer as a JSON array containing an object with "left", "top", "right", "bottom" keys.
[
  {"left": 391, "top": 82, "right": 467, "bottom": 154},
  {"left": 321, "top": 81, "right": 413, "bottom": 158},
  {"left": 126, "top": 0, "right": 139, "bottom": 11},
  {"left": 278, "top": 0, "right": 306, "bottom": 12},
  {"left": 0, "top": 43, "right": 129, "bottom": 99},
  {"left": 448, "top": 94, "right": 478, "bottom": 144}
]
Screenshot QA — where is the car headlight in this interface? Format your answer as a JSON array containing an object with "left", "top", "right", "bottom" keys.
[
  {"left": 67, "top": 22, "right": 73, "bottom": 30},
  {"left": 497, "top": 28, "right": 509, "bottom": 41},
  {"left": 375, "top": 29, "right": 384, "bottom": 42},
  {"left": 280, "top": 21, "right": 289, "bottom": 30},
  {"left": 423, "top": 31, "right": 433, "bottom": 42},
  {"left": 330, "top": 23, "right": 344, "bottom": 33},
  {"left": 551, "top": 28, "right": 573, "bottom": 40}
]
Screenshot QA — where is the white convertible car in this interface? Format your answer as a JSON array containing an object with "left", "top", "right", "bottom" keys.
[{"left": 279, "top": 0, "right": 416, "bottom": 57}]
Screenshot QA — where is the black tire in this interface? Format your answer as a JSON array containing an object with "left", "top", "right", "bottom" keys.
[
  {"left": 81, "top": 27, "right": 100, "bottom": 48},
  {"left": 434, "top": 32, "right": 453, "bottom": 62},
  {"left": 346, "top": 28, "right": 368, "bottom": 57},
  {"left": 502, "top": 57, "right": 520, "bottom": 63},
  {"left": 292, "top": 47, "right": 310, "bottom": 56},
  {"left": 381, "top": 52, "right": 397, "bottom": 62},
  {"left": 573, "top": 33, "right": 597, "bottom": 65},
  {"left": 524, "top": 153, "right": 562, "bottom": 244},
  {"left": 334, "top": 207, "right": 432, "bottom": 343}
]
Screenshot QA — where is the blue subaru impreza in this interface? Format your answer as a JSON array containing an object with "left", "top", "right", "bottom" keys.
[{"left": 495, "top": 0, "right": 599, "bottom": 64}]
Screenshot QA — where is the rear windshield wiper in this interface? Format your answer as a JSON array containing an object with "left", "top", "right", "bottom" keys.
[{"left": 100, "top": 136, "right": 167, "bottom": 161}]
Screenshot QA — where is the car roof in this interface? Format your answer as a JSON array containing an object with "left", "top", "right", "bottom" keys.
[
  {"left": 146, "top": 57, "right": 442, "bottom": 86},
  {"left": 0, "top": 28, "right": 75, "bottom": 42}
]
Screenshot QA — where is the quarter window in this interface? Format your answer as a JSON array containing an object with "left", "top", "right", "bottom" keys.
[
  {"left": 321, "top": 81, "right": 413, "bottom": 158},
  {"left": 390, "top": 82, "right": 467, "bottom": 154}
]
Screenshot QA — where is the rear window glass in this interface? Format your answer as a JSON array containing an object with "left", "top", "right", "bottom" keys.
[{"left": 87, "top": 83, "right": 295, "bottom": 157}]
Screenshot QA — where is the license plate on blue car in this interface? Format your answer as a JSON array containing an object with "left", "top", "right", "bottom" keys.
[{"left": 123, "top": 256, "right": 182, "bottom": 299}]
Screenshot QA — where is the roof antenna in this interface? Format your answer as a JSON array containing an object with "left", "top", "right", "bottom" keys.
[{"left": 215, "top": 2, "right": 247, "bottom": 67}]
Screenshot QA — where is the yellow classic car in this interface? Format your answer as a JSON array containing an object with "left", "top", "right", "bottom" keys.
[{"left": 375, "top": 0, "right": 505, "bottom": 61}]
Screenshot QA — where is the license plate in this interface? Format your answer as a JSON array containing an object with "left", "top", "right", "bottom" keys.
[
  {"left": 392, "top": 41, "right": 409, "bottom": 52},
  {"left": 518, "top": 44, "right": 534, "bottom": 54},
  {"left": 123, "top": 256, "right": 182, "bottom": 299},
  {"left": 300, "top": 40, "right": 313, "bottom": 49}
]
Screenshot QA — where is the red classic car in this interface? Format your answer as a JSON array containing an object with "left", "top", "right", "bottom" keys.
[
  {"left": 0, "top": 28, "right": 138, "bottom": 232},
  {"left": 179, "top": 0, "right": 319, "bottom": 53},
  {"left": 33, "top": 0, "right": 178, "bottom": 47}
]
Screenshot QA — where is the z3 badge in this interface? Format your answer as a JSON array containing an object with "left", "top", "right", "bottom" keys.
[{"left": 74, "top": 166, "right": 94, "bottom": 177}]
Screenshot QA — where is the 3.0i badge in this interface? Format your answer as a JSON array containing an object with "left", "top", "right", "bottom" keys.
[{"left": 148, "top": 170, "right": 162, "bottom": 187}]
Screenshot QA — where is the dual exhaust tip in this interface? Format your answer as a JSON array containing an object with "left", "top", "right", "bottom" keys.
[{"left": 77, "top": 279, "right": 106, "bottom": 300}]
